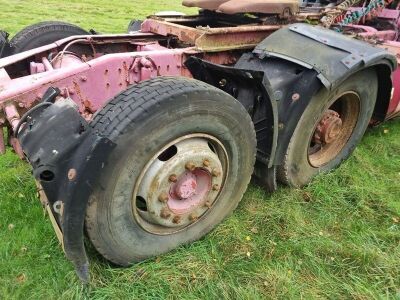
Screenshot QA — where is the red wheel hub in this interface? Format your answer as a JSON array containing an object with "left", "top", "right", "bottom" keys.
[
  {"left": 313, "top": 109, "right": 342, "bottom": 144},
  {"left": 173, "top": 172, "right": 198, "bottom": 199},
  {"left": 168, "top": 169, "right": 211, "bottom": 214}
]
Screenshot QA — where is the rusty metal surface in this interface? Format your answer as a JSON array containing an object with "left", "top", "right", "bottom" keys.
[{"left": 141, "top": 18, "right": 281, "bottom": 51}]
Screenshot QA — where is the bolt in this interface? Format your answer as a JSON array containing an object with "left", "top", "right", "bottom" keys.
[
  {"left": 158, "top": 192, "right": 169, "bottom": 203},
  {"left": 219, "top": 79, "right": 227, "bottom": 87},
  {"left": 291, "top": 93, "right": 300, "bottom": 101},
  {"left": 67, "top": 168, "right": 77, "bottom": 181},
  {"left": 80, "top": 76, "right": 87, "bottom": 82},
  {"left": 169, "top": 174, "right": 178, "bottom": 183},
  {"left": 211, "top": 168, "right": 221, "bottom": 177},
  {"left": 278, "top": 123, "right": 284, "bottom": 129},
  {"left": 203, "top": 159, "right": 210, "bottom": 167},
  {"left": 189, "top": 213, "right": 198, "bottom": 222},
  {"left": 212, "top": 184, "right": 220, "bottom": 191},
  {"left": 18, "top": 102, "right": 25, "bottom": 108},
  {"left": 160, "top": 208, "right": 171, "bottom": 219},
  {"left": 204, "top": 201, "right": 212, "bottom": 208},
  {"left": 185, "top": 162, "right": 196, "bottom": 171},
  {"left": 172, "top": 215, "right": 181, "bottom": 224}
]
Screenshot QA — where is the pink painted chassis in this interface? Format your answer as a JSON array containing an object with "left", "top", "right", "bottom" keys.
[{"left": 0, "top": 14, "right": 399, "bottom": 157}]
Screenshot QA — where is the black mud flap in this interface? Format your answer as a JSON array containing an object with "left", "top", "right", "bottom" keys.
[{"left": 18, "top": 95, "right": 115, "bottom": 283}]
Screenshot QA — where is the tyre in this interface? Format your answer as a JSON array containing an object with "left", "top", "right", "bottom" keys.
[
  {"left": 7, "top": 21, "right": 88, "bottom": 76},
  {"left": 277, "top": 69, "right": 378, "bottom": 187},
  {"left": 0, "top": 30, "right": 11, "bottom": 58},
  {"left": 86, "top": 77, "right": 256, "bottom": 265},
  {"left": 9, "top": 21, "right": 88, "bottom": 54},
  {"left": 127, "top": 20, "right": 142, "bottom": 32}
]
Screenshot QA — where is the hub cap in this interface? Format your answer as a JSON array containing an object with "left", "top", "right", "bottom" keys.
[
  {"left": 308, "top": 92, "right": 360, "bottom": 167},
  {"left": 132, "top": 134, "right": 228, "bottom": 234}
]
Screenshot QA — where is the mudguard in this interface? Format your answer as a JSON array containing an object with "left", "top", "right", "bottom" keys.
[
  {"left": 17, "top": 97, "right": 115, "bottom": 282},
  {"left": 187, "top": 24, "right": 396, "bottom": 189},
  {"left": 254, "top": 24, "right": 397, "bottom": 90}
]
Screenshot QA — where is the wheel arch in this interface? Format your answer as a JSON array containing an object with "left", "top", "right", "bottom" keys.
[{"left": 253, "top": 23, "right": 397, "bottom": 126}]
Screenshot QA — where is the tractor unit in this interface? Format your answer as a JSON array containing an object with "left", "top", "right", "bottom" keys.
[{"left": 0, "top": 0, "right": 399, "bottom": 281}]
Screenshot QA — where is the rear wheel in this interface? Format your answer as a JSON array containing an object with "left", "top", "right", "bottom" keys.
[
  {"left": 7, "top": 21, "right": 88, "bottom": 75},
  {"left": 9, "top": 21, "right": 88, "bottom": 54},
  {"left": 86, "top": 77, "right": 256, "bottom": 265},
  {"left": 277, "top": 69, "right": 378, "bottom": 187}
]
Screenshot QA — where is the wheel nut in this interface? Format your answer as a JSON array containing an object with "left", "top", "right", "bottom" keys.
[
  {"left": 204, "top": 201, "right": 211, "bottom": 208},
  {"left": 158, "top": 192, "right": 169, "bottom": 203},
  {"left": 203, "top": 159, "right": 210, "bottom": 167},
  {"left": 211, "top": 168, "right": 221, "bottom": 177},
  {"left": 189, "top": 213, "right": 198, "bottom": 222},
  {"left": 169, "top": 174, "right": 178, "bottom": 183},
  {"left": 172, "top": 215, "right": 181, "bottom": 224},
  {"left": 67, "top": 168, "right": 77, "bottom": 181},
  {"left": 185, "top": 162, "right": 196, "bottom": 171},
  {"left": 160, "top": 208, "right": 171, "bottom": 219},
  {"left": 212, "top": 184, "right": 220, "bottom": 191}
]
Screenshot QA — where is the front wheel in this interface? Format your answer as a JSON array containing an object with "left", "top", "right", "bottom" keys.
[
  {"left": 277, "top": 69, "right": 378, "bottom": 187},
  {"left": 86, "top": 77, "right": 256, "bottom": 265}
]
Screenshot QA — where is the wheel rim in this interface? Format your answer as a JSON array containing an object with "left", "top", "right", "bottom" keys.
[
  {"left": 308, "top": 91, "right": 360, "bottom": 167},
  {"left": 132, "top": 134, "right": 229, "bottom": 235}
]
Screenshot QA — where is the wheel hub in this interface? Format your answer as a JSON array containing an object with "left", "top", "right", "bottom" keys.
[
  {"left": 308, "top": 92, "right": 360, "bottom": 168},
  {"left": 173, "top": 172, "right": 198, "bottom": 199},
  {"left": 134, "top": 136, "right": 226, "bottom": 231},
  {"left": 313, "top": 109, "right": 342, "bottom": 144}
]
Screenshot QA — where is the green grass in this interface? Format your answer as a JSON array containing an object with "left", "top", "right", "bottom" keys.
[{"left": 1, "top": 1, "right": 400, "bottom": 298}]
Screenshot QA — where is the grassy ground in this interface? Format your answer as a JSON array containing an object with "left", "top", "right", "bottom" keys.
[{"left": 0, "top": 1, "right": 400, "bottom": 299}]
